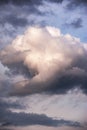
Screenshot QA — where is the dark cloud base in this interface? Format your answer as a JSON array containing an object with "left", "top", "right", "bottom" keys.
[
  {"left": 0, "top": 98, "right": 82, "bottom": 128},
  {"left": 1, "top": 112, "right": 81, "bottom": 127},
  {"left": 0, "top": 110, "right": 82, "bottom": 128}
]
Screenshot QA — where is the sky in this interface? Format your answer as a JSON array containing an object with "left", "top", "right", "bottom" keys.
[{"left": 0, "top": 0, "right": 87, "bottom": 130}]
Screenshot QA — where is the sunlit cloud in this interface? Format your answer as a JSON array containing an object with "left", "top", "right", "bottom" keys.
[{"left": 0, "top": 26, "right": 87, "bottom": 96}]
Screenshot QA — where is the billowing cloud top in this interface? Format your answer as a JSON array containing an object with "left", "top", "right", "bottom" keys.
[{"left": 0, "top": 26, "right": 87, "bottom": 96}]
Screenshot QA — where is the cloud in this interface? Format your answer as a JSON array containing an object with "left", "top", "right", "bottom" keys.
[
  {"left": 0, "top": 3, "right": 41, "bottom": 27},
  {"left": 0, "top": 90, "right": 83, "bottom": 129},
  {"left": 66, "top": 0, "right": 87, "bottom": 10},
  {"left": 5, "top": 113, "right": 81, "bottom": 127},
  {"left": 0, "top": 0, "right": 45, "bottom": 46},
  {"left": 0, "top": 0, "right": 63, "bottom": 6},
  {"left": 0, "top": 0, "right": 42, "bottom": 6},
  {"left": 0, "top": 100, "right": 82, "bottom": 127},
  {"left": 3, "top": 15, "right": 28, "bottom": 27},
  {"left": 48, "top": 0, "right": 63, "bottom": 3},
  {"left": 64, "top": 18, "right": 83, "bottom": 29},
  {"left": 14, "top": 90, "right": 87, "bottom": 123},
  {"left": 0, "top": 26, "right": 87, "bottom": 96},
  {"left": 0, "top": 0, "right": 64, "bottom": 27}
]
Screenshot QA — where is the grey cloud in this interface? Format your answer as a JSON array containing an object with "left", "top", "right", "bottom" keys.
[
  {"left": 0, "top": 0, "right": 45, "bottom": 46},
  {"left": 0, "top": 0, "right": 42, "bottom": 6},
  {"left": 0, "top": 98, "right": 24, "bottom": 110},
  {"left": 0, "top": 0, "right": 45, "bottom": 30},
  {"left": 0, "top": 49, "right": 38, "bottom": 78},
  {"left": 64, "top": 18, "right": 83, "bottom": 29},
  {"left": 10, "top": 67, "right": 87, "bottom": 96},
  {"left": 5, "top": 113, "right": 82, "bottom": 127},
  {"left": 48, "top": 69, "right": 87, "bottom": 95},
  {"left": 0, "top": 6, "right": 40, "bottom": 27},
  {"left": 0, "top": 100, "right": 82, "bottom": 127},
  {"left": 5, "top": 61, "right": 38, "bottom": 78},
  {"left": 0, "top": 80, "right": 12, "bottom": 97},
  {"left": 66, "top": 0, "right": 87, "bottom": 10},
  {"left": 0, "top": 98, "right": 25, "bottom": 124},
  {"left": 0, "top": 128, "right": 12, "bottom": 130},
  {"left": 0, "top": 0, "right": 44, "bottom": 20},
  {"left": 0, "top": 0, "right": 63, "bottom": 6},
  {"left": 47, "top": 0, "right": 63, "bottom": 3},
  {"left": 4, "top": 15, "right": 28, "bottom": 27}
]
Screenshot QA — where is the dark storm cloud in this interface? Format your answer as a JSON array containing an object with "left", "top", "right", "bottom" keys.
[
  {"left": 0, "top": 100, "right": 82, "bottom": 127},
  {"left": 0, "top": 5, "right": 41, "bottom": 27},
  {"left": 0, "top": 0, "right": 45, "bottom": 33},
  {"left": 47, "top": 69, "right": 87, "bottom": 95},
  {"left": 66, "top": 0, "right": 87, "bottom": 10},
  {"left": 0, "top": 0, "right": 45, "bottom": 46},
  {"left": 47, "top": 0, "right": 63, "bottom": 3},
  {"left": 0, "top": 0, "right": 64, "bottom": 6},
  {"left": 0, "top": 15, "right": 28, "bottom": 28},
  {"left": 0, "top": 99, "right": 24, "bottom": 113},
  {"left": 5, "top": 113, "right": 82, "bottom": 127},
  {"left": 69, "top": 18, "right": 82, "bottom": 28},
  {"left": 10, "top": 67, "right": 87, "bottom": 96},
  {"left": 4, "top": 15, "right": 28, "bottom": 27},
  {"left": 0, "top": 0, "right": 42, "bottom": 6},
  {"left": 0, "top": 97, "right": 82, "bottom": 128},
  {"left": 0, "top": 99, "right": 23, "bottom": 124},
  {"left": 64, "top": 18, "right": 83, "bottom": 29}
]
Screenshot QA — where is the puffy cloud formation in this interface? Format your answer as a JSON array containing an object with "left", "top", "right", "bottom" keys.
[{"left": 0, "top": 26, "right": 87, "bottom": 96}]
